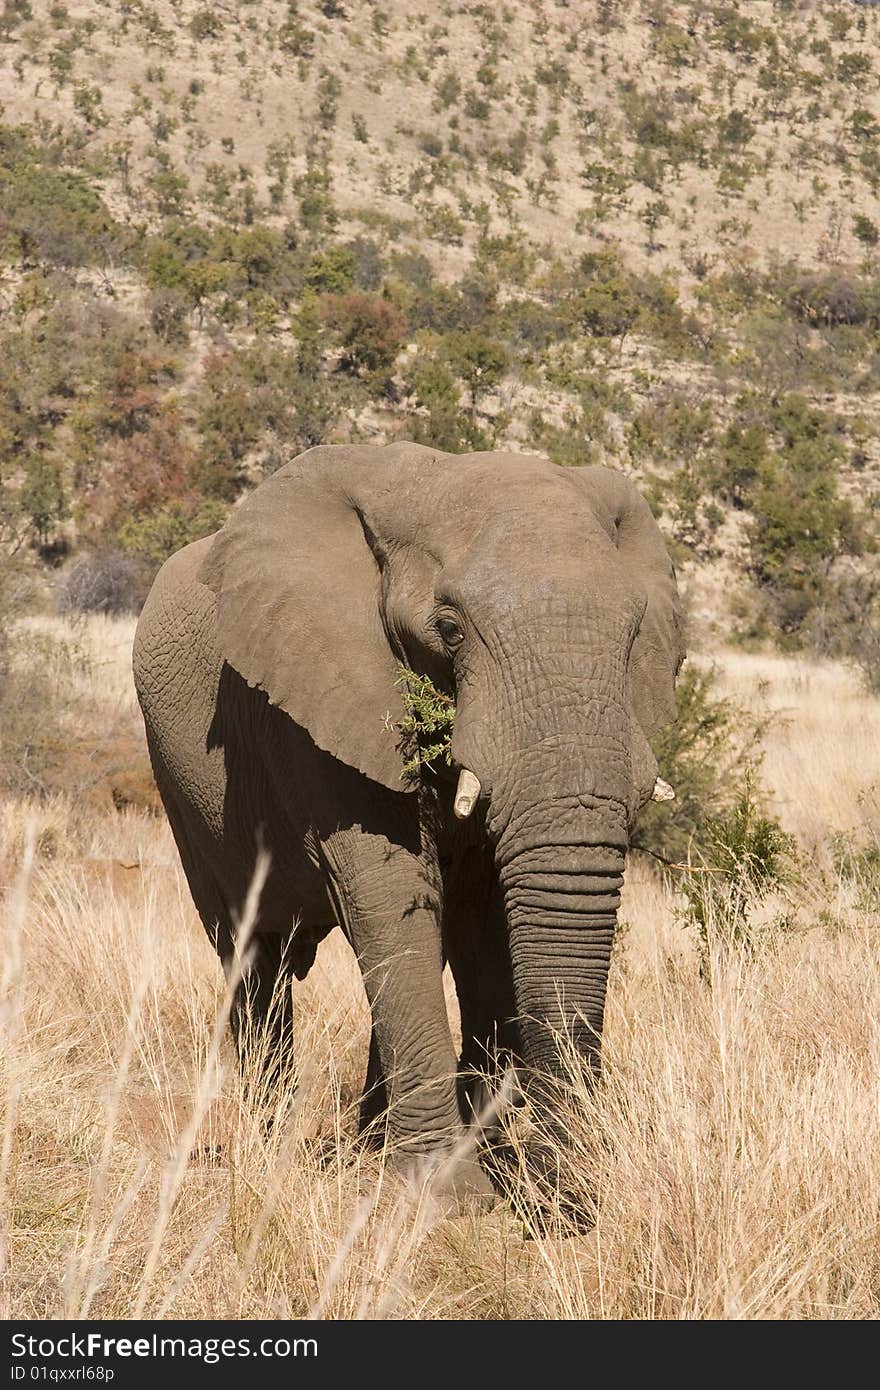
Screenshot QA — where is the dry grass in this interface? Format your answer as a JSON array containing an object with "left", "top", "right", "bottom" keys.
[
  {"left": 714, "top": 650, "right": 880, "bottom": 852},
  {"left": 1, "top": 619, "right": 879, "bottom": 1319}
]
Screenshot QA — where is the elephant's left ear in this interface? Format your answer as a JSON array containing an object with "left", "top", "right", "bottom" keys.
[{"left": 572, "top": 466, "right": 685, "bottom": 737}]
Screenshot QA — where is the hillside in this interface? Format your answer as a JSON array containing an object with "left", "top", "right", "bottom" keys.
[
  {"left": 0, "top": 0, "right": 878, "bottom": 659},
  {"left": 4, "top": 1, "right": 880, "bottom": 276}
]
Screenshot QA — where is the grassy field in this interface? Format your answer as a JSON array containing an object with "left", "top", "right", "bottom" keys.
[{"left": 1, "top": 616, "right": 878, "bottom": 1319}]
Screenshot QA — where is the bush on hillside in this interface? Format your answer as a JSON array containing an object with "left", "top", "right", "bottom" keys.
[
  {"left": 0, "top": 124, "right": 130, "bottom": 268},
  {"left": 633, "top": 663, "right": 793, "bottom": 962},
  {"left": 680, "top": 777, "right": 795, "bottom": 972},
  {"left": 117, "top": 498, "right": 227, "bottom": 569},
  {"left": 405, "top": 357, "right": 489, "bottom": 453},
  {"left": 443, "top": 330, "right": 509, "bottom": 412},
  {"left": 321, "top": 292, "right": 408, "bottom": 376},
  {"left": 59, "top": 550, "right": 148, "bottom": 617}
]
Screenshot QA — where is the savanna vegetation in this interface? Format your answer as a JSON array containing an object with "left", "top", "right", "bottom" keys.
[{"left": 1, "top": 0, "right": 879, "bottom": 1320}]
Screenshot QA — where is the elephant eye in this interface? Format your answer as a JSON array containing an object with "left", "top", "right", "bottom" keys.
[{"left": 435, "top": 617, "right": 465, "bottom": 649}]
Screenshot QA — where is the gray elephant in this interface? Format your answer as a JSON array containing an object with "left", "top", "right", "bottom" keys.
[{"left": 133, "top": 442, "right": 684, "bottom": 1208}]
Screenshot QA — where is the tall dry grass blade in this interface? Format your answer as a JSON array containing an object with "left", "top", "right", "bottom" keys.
[
  {"left": 0, "top": 820, "right": 34, "bottom": 1315},
  {"left": 61, "top": 910, "right": 157, "bottom": 1318},
  {"left": 131, "top": 850, "right": 270, "bottom": 1318}
]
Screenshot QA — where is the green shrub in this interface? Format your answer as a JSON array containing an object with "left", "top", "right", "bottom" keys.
[
  {"left": 679, "top": 777, "right": 794, "bottom": 972},
  {"left": 534, "top": 406, "right": 598, "bottom": 468},
  {"left": 434, "top": 72, "right": 460, "bottom": 110},
  {"left": 305, "top": 245, "right": 355, "bottom": 295},
  {"left": 632, "top": 664, "right": 770, "bottom": 867},
  {"left": 420, "top": 203, "right": 465, "bottom": 246},
  {"left": 405, "top": 357, "right": 488, "bottom": 453},
  {"left": 748, "top": 470, "right": 859, "bottom": 639},
  {"left": 715, "top": 421, "right": 768, "bottom": 506},
  {"left": 618, "top": 84, "right": 694, "bottom": 165},
  {"left": 148, "top": 288, "right": 190, "bottom": 344},
  {"left": 296, "top": 171, "right": 338, "bottom": 233},
  {"left": 627, "top": 397, "right": 716, "bottom": 465},
  {"left": 727, "top": 393, "right": 870, "bottom": 646},
  {"left": 145, "top": 220, "right": 304, "bottom": 318},
  {"left": 853, "top": 214, "right": 879, "bottom": 248},
  {"left": 494, "top": 298, "right": 568, "bottom": 354},
  {"left": 317, "top": 71, "right": 341, "bottom": 129},
  {"left": 321, "top": 292, "right": 408, "bottom": 376},
  {"left": 837, "top": 51, "right": 872, "bottom": 87},
  {"left": 278, "top": 1, "right": 314, "bottom": 57},
  {"left": 632, "top": 663, "right": 792, "bottom": 963},
  {"left": 190, "top": 7, "right": 224, "bottom": 40},
  {"left": 195, "top": 349, "right": 292, "bottom": 493},
  {"left": 650, "top": 463, "right": 722, "bottom": 560},
  {"left": 716, "top": 109, "right": 756, "bottom": 149},
  {"left": 443, "top": 330, "right": 508, "bottom": 412},
  {"left": 574, "top": 252, "right": 641, "bottom": 344},
  {"left": 118, "top": 498, "right": 228, "bottom": 568},
  {"left": 709, "top": 7, "right": 770, "bottom": 56},
  {"left": 0, "top": 1, "right": 32, "bottom": 40},
  {"left": 195, "top": 343, "right": 339, "bottom": 493},
  {"left": 20, "top": 453, "right": 68, "bottom": 545},
  {"left": 0, "top": 124, "right": 128, "bottom": 267}
]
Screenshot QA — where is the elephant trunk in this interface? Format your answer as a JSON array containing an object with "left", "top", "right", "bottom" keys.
[
  {"left": 498, "top": 826, "right": 626, "bottom": 1082},
  {"left": 451, "top": 634, "right": 647, "bottom": 1095}
]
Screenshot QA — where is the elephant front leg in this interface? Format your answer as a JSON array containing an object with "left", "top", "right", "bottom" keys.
[
  {"left": 443, "top": 860, "right": 521, "bottom": 1133},
  {"left": 358, "top": 1027, "right": 388, "bottom": 1144},
  {"left": 322, "top": 839, "right": 495, "bottom": 1209}
]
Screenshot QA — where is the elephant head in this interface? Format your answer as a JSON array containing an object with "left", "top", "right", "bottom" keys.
[{"left": 200, "top": 442, "right": 683, "bottom": 1104}]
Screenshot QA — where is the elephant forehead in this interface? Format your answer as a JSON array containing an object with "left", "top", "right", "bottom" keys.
[
  {"left": 378, "top": 460, "right": 614, "bottom": 557},
  {"left": 440, "top": 549, "right": 646, "bottom": 638},
  {"left": 428, "top": 454, "right": 589, "bottom": 520},
  {"left": 434, "top": 489, "right": 638, "bottom": 602}
]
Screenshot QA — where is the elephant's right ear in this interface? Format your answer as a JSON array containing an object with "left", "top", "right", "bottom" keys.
[
  {"left": 198, "top": 453, "right": 408, "bottom": 791},
  {"left": 572, "top": 466, "right": 685, "bottom": 739}
]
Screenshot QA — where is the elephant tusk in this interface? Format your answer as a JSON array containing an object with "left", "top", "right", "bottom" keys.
[
  {"left": 651, "top": 777, "right": 675, "bottom": 802},
  {"left": 454, "top": 769, "right": 481, "bottom": 819}
]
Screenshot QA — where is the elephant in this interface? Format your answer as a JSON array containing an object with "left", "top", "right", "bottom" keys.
[{"left": 132, "top": 442, "right": 684, "bottom": 1209}]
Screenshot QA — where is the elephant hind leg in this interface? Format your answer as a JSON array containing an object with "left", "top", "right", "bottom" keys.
[
  {"left": 226, "top": 931, "right": 296, "bottom": 1100},
  {"left": 150, "top": 759, "right": 297, "bottom": 1101}
]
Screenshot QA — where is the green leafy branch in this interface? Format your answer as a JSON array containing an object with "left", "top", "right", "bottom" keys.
[
  {"left": 677, "top": 773, "right": 797, "bottom": 973},
  {"left": 395, "top": 665, "right": 455, "bottom": 782}
]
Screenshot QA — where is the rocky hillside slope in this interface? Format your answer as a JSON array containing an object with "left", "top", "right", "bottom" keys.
[{"left": 0, "top": 0, "right": 878, "bottom": 657}]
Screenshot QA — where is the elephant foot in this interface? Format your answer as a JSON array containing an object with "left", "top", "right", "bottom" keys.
[
  {"left": 392, "top": 1149, "right": 497, "bottom": 1216},
  {"left": 494, "top": 1142, "right": 595, "bottom": 1236}
]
